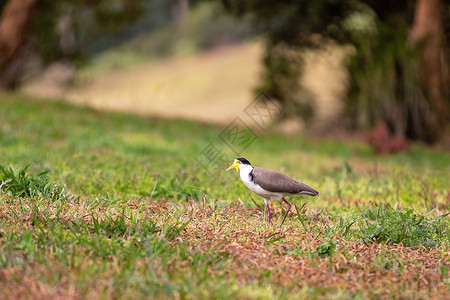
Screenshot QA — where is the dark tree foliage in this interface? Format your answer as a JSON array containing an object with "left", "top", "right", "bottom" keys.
[
  {"left": 221, "top": 1, "right": 353, "bottom": 44},
  {"left": 221, "top": 0, "right": 450, "bottom": 143},
  {"left": 347, "top": 0, "right": 449, "bottom": 143},
  {"left": 221, "top": 0, "right": 355, "bottom": 121},
  {"left": 0, "top": 0, "right": 145, "bottom": 88},
  {"left": 30, "top": 0, "right": 145, "bottom": 63}
]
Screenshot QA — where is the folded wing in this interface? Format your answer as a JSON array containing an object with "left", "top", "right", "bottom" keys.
[{"left": 252, "top": 167, "right": 319, "bottom": 196}]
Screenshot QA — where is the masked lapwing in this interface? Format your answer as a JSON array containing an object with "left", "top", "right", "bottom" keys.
[{"left": 226, "top": 158, "right": 319, "bottom": 228}]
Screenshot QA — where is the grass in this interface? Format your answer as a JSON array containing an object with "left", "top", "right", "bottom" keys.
[
  {"left": 0, "top": 164, "right": 66, "bottom": 200},
  {"left": 0, "top": 94, "right": 449, "bottom": 299}
]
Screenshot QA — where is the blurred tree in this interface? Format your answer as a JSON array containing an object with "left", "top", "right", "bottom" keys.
[
  {"left": 220, "top": 0, "right": 354, "bottom": 121},
  {"left": 171, "top": 0, "right": 189, "bottom": 27},
  {"left": 220, "top": 0, "right": 449, "bottom": 143},
  {"left": 0, "top": 0, "right": 39, "bottom": 89},
  {"left": 0, "top": 0, "right": 144, "bottom": 89},
  {"left": 346, "top": 0, "right": 449, "bottom": 143},
  {"left": 410, "top": 0, "right": 448, "bottom": 139}
]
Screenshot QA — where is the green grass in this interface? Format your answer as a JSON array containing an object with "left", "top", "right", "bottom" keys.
[
  {"left": 0, "top": 93, "right": 449, "bottom": 299},
  {"left": 0, "top": 164, "right": 66, "bottom": 200}
]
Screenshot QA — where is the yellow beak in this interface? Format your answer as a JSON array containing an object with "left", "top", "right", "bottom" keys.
[{"left": 226, "top": 160, "right": 239, "bottom": 172}]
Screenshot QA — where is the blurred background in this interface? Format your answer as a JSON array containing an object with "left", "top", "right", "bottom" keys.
[{"left": 0, "top": 0, "right": 449, "bottom": 150}]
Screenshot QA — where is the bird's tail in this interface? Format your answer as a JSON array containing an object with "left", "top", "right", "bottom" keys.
[{"left": 299, "top": 183, "right": 319, "bottom": 196}]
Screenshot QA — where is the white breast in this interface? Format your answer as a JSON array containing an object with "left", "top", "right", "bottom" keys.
[{"left": 239, "top": 165, "right": 284, "bottom": 202}]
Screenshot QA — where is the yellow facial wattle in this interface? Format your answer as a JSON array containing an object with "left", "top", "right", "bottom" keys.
[{"left": 225, "top": 160, "right": 240, "bottom": 172}]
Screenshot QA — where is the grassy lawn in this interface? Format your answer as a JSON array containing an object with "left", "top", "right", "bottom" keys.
[{"left": 0, "top": 94, "right": 449, "bottom": 299}]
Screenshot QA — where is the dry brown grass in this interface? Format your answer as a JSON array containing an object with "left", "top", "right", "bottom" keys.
[
  {"left": 178, "top": 200, "right": 449, "bottom": 299},
  {"left": 0, "top": 197, "right": 448, "bottom": 299}
]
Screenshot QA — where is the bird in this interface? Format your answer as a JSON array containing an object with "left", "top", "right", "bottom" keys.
[{"left": 226, "top": 157, "right": 319, "bottom": 228}]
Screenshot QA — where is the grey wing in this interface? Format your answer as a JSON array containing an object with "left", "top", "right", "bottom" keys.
[{"left": 252, "top": 167, "right": 319, "bottom": 196}]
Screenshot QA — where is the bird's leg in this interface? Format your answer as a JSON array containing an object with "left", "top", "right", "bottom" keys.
[
  {"left": 279, "top": 197, "right": 292, "bottom": 228},
  {"left": 266, "top": 203, "right": 272, "bottom": 225}
]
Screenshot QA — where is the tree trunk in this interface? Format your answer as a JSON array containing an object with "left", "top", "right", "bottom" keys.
[
  {"left": 410, "top": 0, "right": 449, "bottom": 130},
  {"left": 171, "top": 0, "right": 189, "bottom": 28},
  {"left": 0, "top": 0, "right": 38, "bottom": 88}
]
